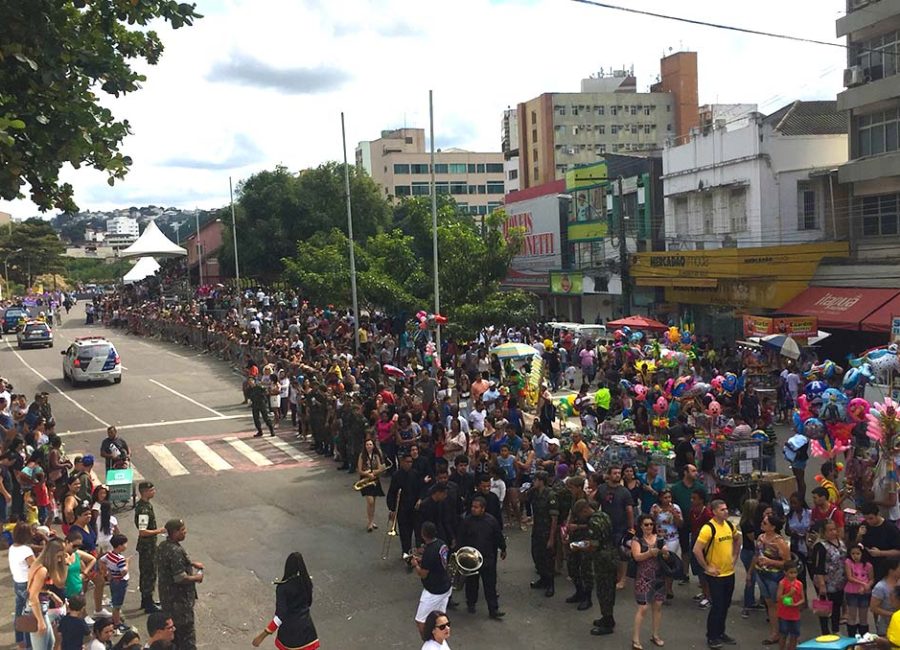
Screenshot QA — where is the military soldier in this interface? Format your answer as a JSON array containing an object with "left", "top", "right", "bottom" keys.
[
  {"left": 335, "top": 399, "right": 353, "bottom": 470},
  {"left": 158, "top": 518, "right": 204, "bottom": 650},
  {"left": 345, "top": 399, "right": 368, "bottom": 475},
  {"left": 527, "top": 471, "right": 558, "bottom": 597},
  {"left": 584, "top": 502, "right": 618, "bottom": 636},
  {"left": 552, "top": 467, "right": 573, "bottom": 574},
  {"left": 566, "top": 497, "right": 594, "bottom": 610},
  {"left": 134, "top": 481, "right": 164, "bottom": 613},
  {"left": 306, "top": 384, "right": 328, "bottom": 455},
  {"left": 248, "top": 377, "right": 275, "bottom": 437}
]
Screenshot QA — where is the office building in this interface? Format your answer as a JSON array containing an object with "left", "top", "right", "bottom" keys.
[{"left": 105, "top": 216, "right": 139, "bottom": 239}]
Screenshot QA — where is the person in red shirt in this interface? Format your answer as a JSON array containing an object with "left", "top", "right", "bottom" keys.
[
  {"left": 811, "top": 487, "right": 844, "bottom": 539},
  {"left": 775, "top": 561, "right": 805, "bottom": 650}
]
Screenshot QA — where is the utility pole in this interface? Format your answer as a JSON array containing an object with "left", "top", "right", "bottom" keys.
[
  {"left": 429, "top": 90, "right": 441, "bottom": 353},
  {"left": 229, "top": 176, "right": 240, "bottom": 288},
  {"left": 618, "top": 176, "right": 631, "bottom": 316},
  {"left": 341, "top": 112, "right": 360, "bottom": 356},
  {"left": 195, "top": 213, "right": 204, "bottom": 287}
]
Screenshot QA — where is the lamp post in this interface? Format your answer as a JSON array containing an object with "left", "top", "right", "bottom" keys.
[{"left": 229, "top": 176, "right": 240, "bottom": 288}]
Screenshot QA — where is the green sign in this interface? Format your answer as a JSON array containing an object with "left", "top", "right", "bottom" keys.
[
  {"left": 549, "top": 271, "right": 583, "bottom": 295},
  {"left": 568, "top": 221, "right": 608, "bottom": 242},
  {"left": 565, "top": 161, "right": 608, "bottom": 191}
]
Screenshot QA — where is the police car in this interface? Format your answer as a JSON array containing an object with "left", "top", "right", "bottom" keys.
[
  {"left": 61, "top": 336, "right": 122, "bottom": 385},
  {"left": 16, "top": 320, "right": 53, "bottom": 349}
]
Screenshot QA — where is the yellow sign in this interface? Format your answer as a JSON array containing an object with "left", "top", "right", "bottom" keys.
[
  {"left": 549, "top": 271, "right": 582, "bottom": 295},
  {"left": 665, "top": 279, "right": 809, "bottom": 310},
  {"left": 565, "top": 161, "right": 609, "bottom": 191},
  {"left": 568, "top": 221, "right": 609, "bottom": 242}
]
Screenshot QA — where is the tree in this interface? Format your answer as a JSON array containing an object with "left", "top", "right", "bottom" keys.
[
  {"left": 0, "top": 218, "right": 66, "bottom": 288},
  {"left": 0, "top": 1, "right": 201, "bottom": 211}
]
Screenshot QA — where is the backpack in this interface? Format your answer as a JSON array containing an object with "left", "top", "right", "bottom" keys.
[
  {"left": 783, "top": 434, "right": 809, "bottom": 463},
  {"left": 701, "top": 519, "right": 736, "bottom": 561}
]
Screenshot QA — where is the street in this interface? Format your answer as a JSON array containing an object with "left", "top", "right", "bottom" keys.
[{"left": 2, "top": 308, "right": 816, "bottom": 649}]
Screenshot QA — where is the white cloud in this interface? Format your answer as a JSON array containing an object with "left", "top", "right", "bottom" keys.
[{"left": 1, "top": 0, "right": 847, "bottom": 216}]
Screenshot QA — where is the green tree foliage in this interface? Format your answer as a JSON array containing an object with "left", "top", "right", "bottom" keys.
[
  {"left": 63, "top": 257, "right": 132, "bottom": 284},
  {"left": 0, "top": 0, "right": 201, "bottom": 211},
  {"left": 219, "top": 164, "right": 391, "bottom": 280},
  {"left": 0, "top": 218, "right": 66, "bottom": 287}
]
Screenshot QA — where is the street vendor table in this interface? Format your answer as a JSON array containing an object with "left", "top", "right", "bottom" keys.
[
  {"left": 716, "top": 472, "right": 796, "bottom": 511},
  {"left": 797, "top": 634, "right": 877, "bottom": 649}
]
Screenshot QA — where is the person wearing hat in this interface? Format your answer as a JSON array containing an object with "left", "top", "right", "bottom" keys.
[
  {"left": 157, "top": 518, "right": 204, "bottom": 650},
  {"left": 134, "top": 481, "right": 164, "bottom": 613}
]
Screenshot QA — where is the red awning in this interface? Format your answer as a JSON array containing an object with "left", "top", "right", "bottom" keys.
[
  {"left": 778, "top": 287, "right": 900, "bottom": 330},
  {"left": 606, "top": 315, "right": 669, "bottom": 332},
  {"left": 861, "top": 293, "right": 900, "bottom": 332}
]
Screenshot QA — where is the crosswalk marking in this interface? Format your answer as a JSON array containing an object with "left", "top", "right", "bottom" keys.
[
  {"left": 225, "top": 436, "right": 272, "bottom": 466},
  {"left": 184, "top": 440, "right": 233, "bottom": 471},
  {"left": 264, "top": 437, "right": 309, "bottom": 462},
  {"left": 145, "top": 444, "right": 189, "bottom": 477}
]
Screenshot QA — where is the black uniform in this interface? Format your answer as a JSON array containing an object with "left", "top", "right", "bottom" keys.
[
  {"left": 249, "top": 383, "right": 274, "bottom": 436},
  {"left": 417, "top": 493, "right": 455, "bottom": 548},
  {"left": 469, "top": 490, "right": 504, "bottom": 532},
  {"left": 448, "top": 469, "right": 475, "bottom": 515},
  {"left": 386, "top": 467, "right": 423, "bottom": 556},
  {"left": 457, "top": 511, "right": 506, "bottom": 615}
]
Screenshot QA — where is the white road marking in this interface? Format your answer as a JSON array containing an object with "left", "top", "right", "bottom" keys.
[
  {"left": 57, "top": 413, "right": 252, "bottom": 437},
  {"left": 4, "top": 340, "right": 110, "bottom": 427},
  {"left": 148, "top": 379, "right": 224, "bottom": 417},
  {"left": 184, "top": 440, "right": 232, "bottom": 471},
  {"left": 225, "top": 436, "right": 272, "bottom": 466},
  {"left": 145, "top": 444, "right": 189, "bottom": 477},
  {"left": 264, "top": 437, "right": 309, "bottom": 462}
]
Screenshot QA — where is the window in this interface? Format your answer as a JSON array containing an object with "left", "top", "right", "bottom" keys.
[
  {"left": 487, "top": 181, "right": 505, "bottom": 194},
  {"left": 448, "top": 163, "right": 467, "bottom": 174},
  {"left": 476, "top": 163, "right": 485, "bottom": 173},
  {"left": 572, "top": 125, "right": 579, "bottom": 136},
  {"left": 597, "top": 144, "right": 606, "bottom": 154},
  {"left": 644, "top": 106, "right": 652, "bottom": 116},
  {"left": 855, "top": 107, "right": 900, "bottom": 157},
  {"left": 468, "top": 184, "right": 477, "bottom": 194},
  {"left": 610, "top": 106, "right": 618, "bottom": 116},
  {"left": 855, "top": 30, "right": 900, "bottom": 82},
  {"left": 666, "top": 105, "right": 672, "bottom": 112},
  {"left": 410, "top": 164, "right": 429, "bottom": 174},
  {"left": 611, "top": 125, "right": 619, "bottom": 135},
  {"left": 797, "top": 181, "right": 818, "bottom": 230},
  {"left": 435, "top": 181, "right": 449, "bottom": 195},
  {"left": 531, "top": 110, "right": 537, "bottom": 125},
  {"left": 630, "top": 106, "right": 638, "bottom": 115},
  {"left": 644, "top": 125, "right": 651, "bottom": 134},
  {"left": 532, "top": 129, "right": 538, "bottom": 141},
  {"left": 597, "top": 125, "right": 605, "bottom": 135},
  {"left": 674, "top": 197, "right": 689, "bottom": 235},
  {"left": 485, "top": 163, "right": 504, "bottom": 173},
  {"left": 411, "top": 182, "right": 430, "bottom": 196},
  {"left": 596, "top": 105, "right": 605, "bottom": 116},
  {"left": 434, "top": 163, "right": 448, "bottom": 174},
  {"left": 393, "top": 163, "right": 410, "bottom": 174},
  {"left": 508, "top": 169, "right": 518, "bottom": 180},
  {"left": 532, "top": 149, "right": 538, "bottom": 162},
  {"left": 450, "top": 181, "right": 467, "bottom": 195},
  {"left": 532, "top": 167, "right": 538, "bottom": 181},
  {"left": 394, "top": 185, "right": 411, "bottom": 197},
  {"left": 702, "top": 194, "right": 714, "bottom": 234},
  {"left": 667, "top": 124, "right": 673, "bottom": 132},
  {"left": 467, "top": 164, "right": 476, "bottom": 173},
  {"left": 556, "top": 105, "right": 566, "bottom": 116},
  {"left": 729, "top": 188, "right": 747, "bottom": 232},
  {"left": 554, "top": 124, "right": 566, "bottom": 135},
  {"left": 405, "top": 137, "right": 413, "bottom": 144},
  {"left": 478, "top": 185, "right": 486, "bottom": 194},
  {"left": 860, "top": 193, "right": 900, "bottom": 236},
  {"left": 572, "top": 106, "right": 579, "bottom": 116},
  {"left": 631, "top": 125, "right": 638, "bottom": 134}
]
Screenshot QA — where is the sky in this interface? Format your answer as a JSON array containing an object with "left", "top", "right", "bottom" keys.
[{"left": 2, "top": 0, "right": 848, "bottom": 218}]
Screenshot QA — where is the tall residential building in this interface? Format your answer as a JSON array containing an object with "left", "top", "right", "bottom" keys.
[
  {"left": 514, "top": 52, "right": 699, "bottom": 190},
  {"left": 355, "top": 128, "right": 505, "bottom": 217},
  {"left": 501, "top": 108, "right": 520, "bottom": 192},
  {"left": 836, "top": 0, "right": 900, "bottom": 247},
  {"left": 105, "top": 216, "right": 139, "bottom": 238}
]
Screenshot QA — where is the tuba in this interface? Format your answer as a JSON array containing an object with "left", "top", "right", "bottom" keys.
[
  {"left": 447, "top": 546, "right": 483, "bottom": 590},
  {"left": 353, "top": 458, "right": 392, "bottom": 491}
]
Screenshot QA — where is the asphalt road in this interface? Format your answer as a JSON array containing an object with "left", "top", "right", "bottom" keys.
[{"left": 1, "top": 307, "right": 823, "bottom": 649}]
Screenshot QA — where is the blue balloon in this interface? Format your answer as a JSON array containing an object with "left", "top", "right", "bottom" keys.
[
  {"left": 805, "top": 380, "right": 827, "bottom": 399},
  {"left": 793, "top": 411, "right": 803, "bottom": 432},
  {"left": 803, "top": 417, "right": 825, "bottom": 440}
]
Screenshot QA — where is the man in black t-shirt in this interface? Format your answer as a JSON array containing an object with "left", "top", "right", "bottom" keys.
[
  {"left": 857, "top": 502, "right": 900, "bottom": 582},
  {"left": 411, "top": 521, "right": 452, "bottom": 636},
  {"left": 100, "top": 426, "right": 130, "bottom": 472}
]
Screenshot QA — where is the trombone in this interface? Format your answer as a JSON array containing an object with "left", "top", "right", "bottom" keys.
[{"left": 381, "top": 488, "right": 400, "bottom": 560}]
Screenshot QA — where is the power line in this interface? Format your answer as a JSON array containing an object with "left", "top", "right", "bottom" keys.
[{"left": 569, "top": 0, "right": 848, "bottom": 51}]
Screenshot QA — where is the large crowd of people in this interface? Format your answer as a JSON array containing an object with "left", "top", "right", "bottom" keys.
[{"left": 4, "top": 279, "right": 900, "bottom": 649}]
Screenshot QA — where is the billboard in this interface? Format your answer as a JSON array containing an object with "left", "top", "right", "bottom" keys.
[
  {"left": 502, "top": 192, "right": 563, "bottom": 272},
  {"left": 773, "top": 316, "right": 817, "bottom": 337},
  {"left": 549, "top": 271, "right": 583, "bottom": 295},
  {"left": 743, "top": 315, "right": 773, "bottom": 338},
  {"left": 568, "top": 220, "right": 609, "bottom": 242},
  {"left": 565, "top": 161, "right": 608, "bottom": 191}
]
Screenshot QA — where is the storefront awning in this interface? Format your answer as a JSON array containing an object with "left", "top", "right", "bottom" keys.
[
  {"left": 861, "top": 293, "right": 900, "bottom": 332},
  {"left": 778, "top": 286, "right": 900, "bottom": 330}
]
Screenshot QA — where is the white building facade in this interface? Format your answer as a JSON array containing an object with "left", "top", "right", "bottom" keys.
[{"left": 105, "top": 216, "right": 139, "bottom": 238}]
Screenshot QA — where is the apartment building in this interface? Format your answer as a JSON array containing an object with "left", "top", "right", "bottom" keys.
[
  {"left": 501, "top": 108, "right": 520, "bottom": 192},
  {"left": 356, "top": 128, "right": 505, "bottom": 217},
  {"left": 105, "top": 216, "right": 139, "bottom": 238},
  {"left": 514, "top": 52, "right": 698, "bottom": 190}
]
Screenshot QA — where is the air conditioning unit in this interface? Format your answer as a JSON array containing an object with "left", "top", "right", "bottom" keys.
[
  {"left": 566, "top": 147, "right": 576, "bottom": 155},
  {"left": 844, "top": 66, "right": 865, "bottom": 88}
]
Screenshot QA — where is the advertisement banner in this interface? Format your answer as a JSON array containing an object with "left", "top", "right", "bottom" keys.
[
  {"left": 503, "top": 192, "right": 563, "bottom": 271},
  {"left": 743, "top": 315, "right": 773, "bottom": 338},
  {"left": 568, "top": 221, "right": 609, "bottom": 242},
  {"left": 565, "top": 161, "right": 608, "bottom": 191},
  {"left": 890, "top": 316, "right": 900, "bottom": 344},
  {"left": 773, "top": 317, "right": 818, "bottom": 337},
  {"left": 549, "top": 271, "right": 583, "bottom": 295}
]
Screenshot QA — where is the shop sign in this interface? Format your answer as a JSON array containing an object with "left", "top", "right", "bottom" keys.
[
  {"left": 568, "top": 220, "right": 609, "bottom": 242},
  {"left": 743, "top": 315, "right": 773, "bottom": 337},
  {"left": 549, "top": 271, "right": 583, "bottom": 295},
  {"left": 565, "top": 161, "right": 608, "bottom": 191},
  {"left": 892, "top": 315, "right": 900, "bottom": 344},
  {"left": 773, "top": 317, "right": 817, "bottom": 337}
]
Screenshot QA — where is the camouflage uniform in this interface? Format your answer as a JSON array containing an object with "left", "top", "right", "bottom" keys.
[
  {"left": 588, "top": 509, "right": 618, "bottom": 632},
  {"left": 566, "top": 510, "right": 593, "bottom": 606},
  {"left": 134, "top": 499, "right": 158, "bottom": 606},
  {"left": 552, "top": 481, "right": 574, "bottom": 573},
  {"left": 529, "top": 486, "right": 559, "bottom": 587},
  {"left": 158, "top": 538, "right": 199, "bottom": 650}
]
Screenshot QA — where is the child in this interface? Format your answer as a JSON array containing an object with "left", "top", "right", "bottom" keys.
[
  {"left": 31, "top": 468, "right": 52, "bottom": 525},
  {"left": 564, "top": 363, "right": 577, "bottom": 390},
  {"left": 58, "top": 593, "right": 91, "bottom": 650},
  {"left": 776, "top": 560, "right": 805, "bottom": 650},
  {"left": 22, "top": 489, "right": 39, "bottom": 526},
  {"left": 100, "top": 533, "right": 131, "bottom": 633},
  {"left": 844, "top": 544, "right": 874, "bottom": 637}
]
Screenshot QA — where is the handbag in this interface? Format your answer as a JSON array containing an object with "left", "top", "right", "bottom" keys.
[
  {"left": 658, "top": 548, "right": 683, "bottom": 577},
  {"left": 812, "top": 598, "right": 833, "bottom": 617},
  {"left": 15, "top": 612, "right": 38, "bottom": 633}
]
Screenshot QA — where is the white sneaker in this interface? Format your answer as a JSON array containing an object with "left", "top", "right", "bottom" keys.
[
  {"left": 93, "top": 608, "right": 113, "bottom": 617},
  {"left": 85, "top": 616, "right": 95, "bottom": 625}
]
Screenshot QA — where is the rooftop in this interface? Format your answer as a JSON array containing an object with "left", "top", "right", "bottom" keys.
[{"left": 763, "top": 100, "right": 848, "bottom": 136}]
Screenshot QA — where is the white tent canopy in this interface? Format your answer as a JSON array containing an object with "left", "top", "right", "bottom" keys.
[
  {"left": 123, "top": 256, "right": 161, "bottom": 284},
  {"left": 120, "top": 220, "right": 186, "bottom": 258}
]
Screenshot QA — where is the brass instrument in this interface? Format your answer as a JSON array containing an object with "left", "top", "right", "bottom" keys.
[
  {"left": 381, "top": 488, "right": 401, "bottom": 560},
  {"left": 447, "top": 546, "right": 484, "bottom": 590},
  {"left": 353, "top": 458, "right": 392, "bottom": 491}
]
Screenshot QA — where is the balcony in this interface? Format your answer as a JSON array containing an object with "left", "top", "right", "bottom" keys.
[{"left": 837, "top": 0, "right": 900, "bottom": 38}]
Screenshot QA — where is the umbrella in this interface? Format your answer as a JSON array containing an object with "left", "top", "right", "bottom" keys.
[
  {"left": 382, "top": 364, "right": 407, "bottom": 379},
  {"left": 605, "top": 315, "right": 668, "bottom": 332},
  {"left": 761, "top": 334, "right": 801, "bottom": 360},
  {"left": 490, "top": 342, "right": 540, "bottom": 360}
]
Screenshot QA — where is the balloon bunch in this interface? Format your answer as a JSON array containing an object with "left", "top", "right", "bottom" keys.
[
  {"left": 804, "top": 360, "right": 844, "bottom": 381},
  {"left": 651, "top": 396, "right": 669, "bottom": 429},
  {"left": 414, "top": 310, "right": 448, "bottom": 331},
  {"left": 424, "top": 341, "right": 441, "bottom": 369},
  {"left": 862, "top": 397, "right": 900, "bottom": 485},
  {"left": 848, "top": 344, "right": 900, "bottom": 383}
]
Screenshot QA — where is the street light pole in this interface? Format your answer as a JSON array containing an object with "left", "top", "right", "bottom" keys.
[
  {"left": 229, "top": 176, "right": 240, "bottom": 288},
  {"left": 618, "top": 175, "right": 632, "bottom": 316},
  {"left": 429, "top": 90, "right": 441, "bottom": 353},
  {"left": 341, "top": 112, "right": 360, "bottom": 356}
]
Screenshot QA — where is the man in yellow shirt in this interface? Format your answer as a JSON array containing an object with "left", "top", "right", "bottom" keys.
[{"left": 693, "top": 499, "right": 741, "bottom": 649}]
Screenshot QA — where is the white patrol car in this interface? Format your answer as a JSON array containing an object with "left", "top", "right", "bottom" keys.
[
  {"left": 17, "top": 320, "right": 53, "bottom": 349},
  {"left": 61, "top": 336, "right": 122, "bottom": 384}
]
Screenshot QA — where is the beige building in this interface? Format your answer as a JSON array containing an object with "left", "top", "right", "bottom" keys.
[
  {"left": 356, "top": 128, "right": 506, "bottom": 217},
  {"left": 515, "top": 52, "right": 699, "bottom": 190}
]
